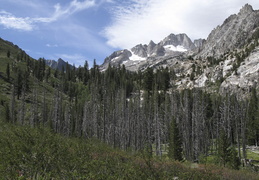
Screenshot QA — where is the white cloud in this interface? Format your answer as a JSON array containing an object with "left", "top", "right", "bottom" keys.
[
  {"left": 46, "top": 43, "right": 58, "bottom": 47},
  {"left": 50, "top": 0, "right": 96, "bottom": 21},
  {"left": 103, "top": 0, "right": 259, "bottom": 49},
  {"left": 0, "top": 0, "right": 96, "bottom": 30},
  {"left": 0, "top": 12, "right": 34, "bottom": 31}
]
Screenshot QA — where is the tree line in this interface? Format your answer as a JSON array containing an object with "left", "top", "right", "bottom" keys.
[{"left": 1, "top": 52, "right": 259, "bottom": 169}]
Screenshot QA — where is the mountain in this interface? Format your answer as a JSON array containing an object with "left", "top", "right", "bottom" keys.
[
  {"left": 0, "top": 5, "right": 259, "bottom": 177},
  {"left": 101, "top": 4, "right": 259, "bottom": 94},
  {"left": 101, "top": 33, "right": 200, "bottom": 71},
  {"left": 45, "top": 58, "right": 73, "bottom": 71},
  {"left": 197, "top": 4, "right": 259, "bottom": 58}
]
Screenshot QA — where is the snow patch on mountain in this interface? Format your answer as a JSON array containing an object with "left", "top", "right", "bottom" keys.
[
  {"left": 111, "top": 56, "right": 120, "bottom": 62},
  {"left": 129, "top": 51, "right": 147, "bottom": 61},
  {"left": 164, "top": 45, "right": 187, "bottom": 52}
]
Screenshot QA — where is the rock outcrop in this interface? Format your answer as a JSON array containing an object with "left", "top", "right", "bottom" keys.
[
  {"left": 100, "top": 4, "right": 259, "bottom": 94},
  {"left": 101, "top": 33, "right": 196, "bottom": 71},
  {"left": 197, "top": 4, "right": 259, "bottom": 58}
]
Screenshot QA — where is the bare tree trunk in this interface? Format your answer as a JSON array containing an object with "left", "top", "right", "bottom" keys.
[
  {"left": 52, "top": 88, "right": 60, "bottom": 132},
  {"left": 18, "top": 84, "right": 26, "bottom": 125},
  {"left": 64, "top": 102, "right": 72, "bottom": 136},
  {"left": 241, "top": 102, "right": 247, "bottom": 161},
  {"left": 153, "top": 89, "right": 161, "bottom": 157},
  {"left": 82, "top": 101, "right": 89, "bottom": 138},
  {"left": 42, "top": 87, "right": 48, "bottom": 126},
  {"left": 10, "top": 85, "right": 16, "bottom": 123},
  {"left": 30, "top": 86, "right": 38, "bottom": 127},
  {"left": 180, "top": 90, "right": 193, "bottom": 161}
]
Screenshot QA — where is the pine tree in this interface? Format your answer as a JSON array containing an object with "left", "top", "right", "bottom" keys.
[
  {"left": 7, "top": 50, "right": 10, "bottom": 58},
  {"left": 143, "top": 67, "right": 153, "bottom": 96},
  {"left": 15, "top": 69, "right": 23, "bottom": 99},
  {"left": 247, "top": 88, "right": 258, "bottom": 145},
  {"left": 6, "top": 63, "right": 10, "bottom": 81},
  {"left": 228, "top": 146, "right": 241, "bottom": 170},
  {"left": 168, "top": 117, "right": 183, "bottom": 161},
  {"left": 217, "top": 128, "right": 230, "bottom": 167}
]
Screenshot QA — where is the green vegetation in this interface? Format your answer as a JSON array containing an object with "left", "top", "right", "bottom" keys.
[
  {"left": 168, "top": 117, "right": 183, "bottom": 161},
  {"left": 0, "top": 123, "right": 258, "bottom": 179},
  {"left": 0, "top": 36, "right": 258, "bottom": 178}
]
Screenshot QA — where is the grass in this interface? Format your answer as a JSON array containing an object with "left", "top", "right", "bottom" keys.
[
  {"left": 0, "top": 122, "right": 258, "bottom": 179},
  {"left": 247, "top": 149, "right": 259, "bottom": 161}
]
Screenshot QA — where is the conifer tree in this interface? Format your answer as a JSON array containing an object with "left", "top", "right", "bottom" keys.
[
  {"left": 168, "top": 117, "right": 183, "bottom": 161},
  {"left": 228, "top": 146, "right": 241, "bottom": 170},
  {"left": 247, "top": 88, "right": 258, "bottom": 145},
  {"left": 15, "top": 69, "right": 23, "bottom": 99},
  {"left": 143, "top": 67, "right": 153, "bottom": 96},
  {"left": 218, "top": 128, "right": 230, "bottom": 167},
  {"left": 7, "top": 50, "right": 10, "bottom": 58},
  {"left": 6, "top": 63, "right": 10, "bottom": 81}
]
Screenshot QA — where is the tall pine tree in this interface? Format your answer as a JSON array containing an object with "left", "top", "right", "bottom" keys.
[
  {"left": 217, "top": 128, "right": 230, "bottom": 167},
  {"left": 168, "top": 117, "right": 183, "bottom": 161}
]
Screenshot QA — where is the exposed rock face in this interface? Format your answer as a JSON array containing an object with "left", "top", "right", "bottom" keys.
[
  {"left": 194, "top": 39, "right": 206, "bottom": 49},
  {"left": 100, "top": 4, "right": 259, "bottom": 93},
  {"left": 101, "top": 33, "right": 195, "bottom": 71},
  {"left": 131, "top": 44, "right": 147, "bottom": 58},
  {"left": 220, "top": 47, "right": 259, "bottom": 93},
  {"left": 197, "top": 4, "right": 259, "bottom": 58},
  {"left": 161, "top": 33, "right": 196, "bottom": 50},
  {"left": 45, "top": 58, "right": 71, "bottom": 71},
  {"left": 103, "top": 50, "right": 132, "bottom": 67},
  {"left": 147, "top": 40, "right": 156, "bottom": 56}
]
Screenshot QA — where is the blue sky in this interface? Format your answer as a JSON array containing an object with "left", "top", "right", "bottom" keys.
[{"left": 0, "top": 0, "right": 259, "bottom": 67}]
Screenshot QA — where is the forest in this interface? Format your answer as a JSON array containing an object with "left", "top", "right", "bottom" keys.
[{"left": 0, "top": 38, "right": 259, "bottom": 178}]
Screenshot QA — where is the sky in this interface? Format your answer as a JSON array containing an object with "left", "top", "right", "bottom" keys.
[{"left": 0, "top": 0, "right": 259, "bottom": 67}]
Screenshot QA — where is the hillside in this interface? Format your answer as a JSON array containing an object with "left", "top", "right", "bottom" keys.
[
  {"left": 1, "top": 123, "right": 259, "bottom": 179},
  {"left": 0, "top": 3, "right": 259, "bottom": 179},
  {"left": 0, "top": 35, "right": 259, "bottom": 178}
]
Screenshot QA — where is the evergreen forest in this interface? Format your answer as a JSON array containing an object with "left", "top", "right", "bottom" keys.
[{"left": 0, "top": 37, "right": 259, "bottom": 179}]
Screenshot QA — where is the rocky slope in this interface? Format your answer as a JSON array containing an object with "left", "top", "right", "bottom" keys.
[
  {"left": 101, "top": 33, "right": 200, "bottom": 71},
  {"left": 101, "top": 4, "right": 259, "bottom": 93},
  {"left": 196, "top": 4, "right": 259, "bottom": 59},
  {"left": 220, "top": 46, "right": 259, "bottom": 93}
]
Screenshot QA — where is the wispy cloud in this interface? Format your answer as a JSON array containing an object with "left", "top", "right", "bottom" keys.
[
  {"left": 0, "top": 0, "right": 96, "bottom": 31},
  {"left": 46, "top": 43, "right": 58, "bottom": 48},
  {"left": 0, "top": 11, "right": 34, "bottom": 30},
  {"left": 103, "top": 0, "right": 259, "bottom": 49},
  {"left": 49, "top": 0, "right": 96, "bottom": 22}
]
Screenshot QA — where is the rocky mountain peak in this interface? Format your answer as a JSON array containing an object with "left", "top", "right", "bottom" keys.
[
  {"left": 45, "top": 58, "right": 71, "bottom": 71},
  {"left": 148, "top": 40, "right": 156, "bottom": 46},
  {"left": 239, "top": 4, "right": 254, "bottom": 15},
  {"left": 131, "top": 44, "right": 147, "bottom": 58},
  {"left": 197, "top": 4, "right": 259, "bottom": 58},
  {"left": 101, "top": 3, "right": 259, "bottom": 92},
  {"left": 160, "top": 33, "right": 195, "bottom": 50},
  {"left": 147, "top": 40, "right": 157, "bottom": 56},
  {"left": 101, "top": 32, "right": 197, "bottom": 71}
]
